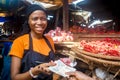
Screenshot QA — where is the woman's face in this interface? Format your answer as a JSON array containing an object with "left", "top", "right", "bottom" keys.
[{"left": 28, "top": 10, "right": 47, "bottom": 35}]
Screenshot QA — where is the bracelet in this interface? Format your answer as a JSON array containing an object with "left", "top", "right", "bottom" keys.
[{"left": 29, "top": 68, "right": 38, "bottom": 78}]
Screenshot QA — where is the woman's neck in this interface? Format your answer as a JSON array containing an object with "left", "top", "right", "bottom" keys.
[{"left": 30, "top": 32, "right": 43, "bottom": 39}]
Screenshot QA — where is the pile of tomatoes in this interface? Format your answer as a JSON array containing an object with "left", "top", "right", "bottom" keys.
[{"left": 79, "top": 38, "right": 120, "bottom": 57}]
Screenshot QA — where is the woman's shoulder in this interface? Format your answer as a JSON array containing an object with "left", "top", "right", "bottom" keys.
[
  {"left": 14, "top": 34, "right": 29, "bottom": 42},
  {"left": 44, "top": 34, "right": 53, "bottom": 40}
]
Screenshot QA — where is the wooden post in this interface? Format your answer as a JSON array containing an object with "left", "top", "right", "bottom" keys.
[
  {"left": 55, "top": 9, "right": 60, "bottom": 28},
  {"left": 62, "top": 0, "right": 69, "bottom": 31}
]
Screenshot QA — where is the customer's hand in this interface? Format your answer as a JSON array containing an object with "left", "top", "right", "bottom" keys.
[{"left": 66, "top": 71, "right": 95, "bottom": 80}]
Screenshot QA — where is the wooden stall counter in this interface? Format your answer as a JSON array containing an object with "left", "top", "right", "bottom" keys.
[
  {"left": 54, "top": 33, "right": 120, "bottom": 79},
  {"left": 73, "top": 33, "right": 120, "bottom": 41}
]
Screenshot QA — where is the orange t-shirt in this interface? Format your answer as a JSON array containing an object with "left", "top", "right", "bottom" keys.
[{"left": 9, "top": 34, "right": 55, "bottom": 59}]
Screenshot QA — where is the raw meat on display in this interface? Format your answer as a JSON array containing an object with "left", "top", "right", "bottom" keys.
[{"left": 46, "top": 27, "right": 74, "bottom": 42}]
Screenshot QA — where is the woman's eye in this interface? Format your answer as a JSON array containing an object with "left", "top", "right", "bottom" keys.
[
  {"left": 40, "top": 17, "right": 47, "bottom": 21},
  {"left": 32, "top": 17, "right": 47, "bottom": 21},
  {"left": 32, "top": 17, "right": 38, "bottom": 21}
]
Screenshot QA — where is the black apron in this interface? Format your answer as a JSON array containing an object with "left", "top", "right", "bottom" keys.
[{"left": 20, "top": 34, "right": 55, "bottom": 80}]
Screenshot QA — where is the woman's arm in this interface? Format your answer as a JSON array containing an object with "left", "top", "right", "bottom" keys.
[
  {"left": 11, "top": 56, "right": 56, "bottom": 80},
  {"left": 11, "top": 56, "right": 32, "bottom": 80}
]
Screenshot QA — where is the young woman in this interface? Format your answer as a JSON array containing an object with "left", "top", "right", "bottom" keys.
[{"left": 9, "top": 4, "right": 56, "bottom": 80}]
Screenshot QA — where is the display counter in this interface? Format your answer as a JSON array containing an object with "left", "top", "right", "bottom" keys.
[{"left": 54, "top": 34, "right": 120, "bottom": 79}]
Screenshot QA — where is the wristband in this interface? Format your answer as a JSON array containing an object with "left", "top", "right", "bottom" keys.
[{"left": 29, "top": 68, "right": 38, "bottom": 78}]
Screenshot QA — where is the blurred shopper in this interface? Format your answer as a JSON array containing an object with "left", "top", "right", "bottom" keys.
[
  {"left": 1, "top": 41, "right": 12, "bottom": 80},
  {"left": 1, "top": 20, "right": 16, "bottom": 80}
]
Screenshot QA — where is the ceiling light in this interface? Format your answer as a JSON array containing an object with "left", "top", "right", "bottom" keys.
[{"left": 73, "top": 0, "right": 84, "bottom": 5}]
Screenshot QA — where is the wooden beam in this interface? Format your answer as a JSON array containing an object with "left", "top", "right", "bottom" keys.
[{"left": 62, "top": 0, "right": 69, "bottom": 31}]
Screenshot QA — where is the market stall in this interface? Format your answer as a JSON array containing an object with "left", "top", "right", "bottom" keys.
[
  {"left": 53, "top": 35, "right": 120, "bottom": 79},
  {"left": 0, "top": 0, "right": 120, "bottom": 80},
  {"left": 46, "top": 25, "right": 120, "bottom": 79}
]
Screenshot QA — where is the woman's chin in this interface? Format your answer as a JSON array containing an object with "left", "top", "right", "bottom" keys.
[
  {"left": 35, "top": 31, "right": 42, "bottom": 35},
  {"left": 36, "top": 30, "right": 43, "bottom": 34}
]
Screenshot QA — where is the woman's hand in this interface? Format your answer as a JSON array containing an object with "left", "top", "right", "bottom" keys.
[
  {"left": 32, "top": 61, "right": 56, "bottom": 75},
  {"left": 66, "top": 71, "right": 95, "bottom": 80}
]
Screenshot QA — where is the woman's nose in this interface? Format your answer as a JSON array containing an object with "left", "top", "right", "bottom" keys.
[{"left": 37, "top": 19, "right": 42, "bottom": 24}]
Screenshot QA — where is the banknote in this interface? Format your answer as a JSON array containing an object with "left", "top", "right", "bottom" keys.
[{"left": 48, "top": 60, "right": 76, "bottom": 77}]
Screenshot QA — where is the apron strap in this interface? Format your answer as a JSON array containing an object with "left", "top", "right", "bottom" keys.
[
  {"left": 43, "top": 36, "right": 54, "bottom": 52},
  {"left": 29, "top": 33, "right": 33, "bottom": 50}
]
